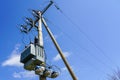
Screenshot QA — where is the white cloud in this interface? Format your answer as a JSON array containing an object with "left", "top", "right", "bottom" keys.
[
  {"left": 61, "top": 67, "right": 67, "bottom": 72},
  {"left": 13, "top": 72, "right": 21, "bottom": 78},
  {"left": 2, "top": 54, "right": 23, "bottom": 67},
  {"left": 1, "top": 44, "right": 37, "bottom": 79},
  {"left": 13, "top": 71, "right": 37, "bottom": 79},
  {"left": 53, "top": 52, "right": 71, "bottom": 61},
  {"left": 1, "top": 44, "right": 23, "bottom": 67}
]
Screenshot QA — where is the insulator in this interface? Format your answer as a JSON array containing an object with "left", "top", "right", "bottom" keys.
[
  {"left": 26, "top": 17, "right": 33, "bottom": 23},
  {"left": 35, "top": 65, "right": 45, "bottom": 75},
  {"left": 32, "top": 10, "right": 40, "bottom": 18},
  {"left": 25, "top": 18, "right": 35, "bottom": 27},
  {"left": 43, "top": 69, "right": 52, "bottom": 77},
  {"left": 51, "top": 71, "right": 59, "bottom": 78},
  {"left": 20, "top": 25, "right": 28, "bottom": 33},
  {"left": 21, "top": 25, "right": 27, "bottom": 30}
]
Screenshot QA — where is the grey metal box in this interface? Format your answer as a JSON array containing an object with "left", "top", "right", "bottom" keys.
[
  {"left": 20, "top": 43, "right": 45, "bottom": 71},
  {"left": 24, "top": 58, "right": 35, "bottom": 71},
  {"left": 20, "top": 44, "right": 35, "bottom": 63},
  {"left": 24, "top": 57, "right": 44, "bottom": 71}
]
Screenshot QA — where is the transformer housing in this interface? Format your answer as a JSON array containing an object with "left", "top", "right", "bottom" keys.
[
  {"left": 20, "top": 44, "right": 35, "bottom": 63},
  {"left": 20, "top": 43, "right": 45, "bottom": 71}
]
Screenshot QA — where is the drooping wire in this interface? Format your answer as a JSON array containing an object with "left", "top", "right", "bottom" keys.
[
  {"left": 20, "top": 33, "right": 30, "bottom": 50},
  {"left": 44, "top": 48, "right": 61, "bottom": 74},
  {"left": 31, "top": 29, "right": 37, "bottom": 37},
  {"left": 44, "top": 17, "right": 113, "bottom": 71},
  {"left": 52, "top": 65, "right": 61, "bottom": 74},
  {"left": 53, "top": 2, "right": 117, "bottom": 66}
]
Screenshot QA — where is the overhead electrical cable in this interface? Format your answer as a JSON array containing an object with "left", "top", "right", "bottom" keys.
[
  {"left": 53, "top": 2, "right": 117, "bottom": 66},
  {"left": 45, "top": 18, "right": 113, "bottom": 71}
]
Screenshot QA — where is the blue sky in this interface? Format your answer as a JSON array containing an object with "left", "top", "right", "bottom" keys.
[{"left": 0, "top": 0, "right": 120, "bottom": 80}]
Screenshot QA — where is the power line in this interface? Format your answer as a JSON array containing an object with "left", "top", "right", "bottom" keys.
[
  {"left": 45, "top": 18, "right": 113, "bottom": 71},
  {"left": 53, "top": 3, "right": 117, "bottom": 66}
]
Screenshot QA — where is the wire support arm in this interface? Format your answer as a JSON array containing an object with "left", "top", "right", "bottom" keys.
[
  {"left": 41, "top": 1, "right": 53, "bottom": 15},
  {"left": 42, "top": 17, "right": 77, "bottom": 80}
]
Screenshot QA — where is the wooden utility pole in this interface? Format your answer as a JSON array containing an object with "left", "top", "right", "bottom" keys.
[{"left": 42, "top": 18, "right": 77, "bottom": 80}]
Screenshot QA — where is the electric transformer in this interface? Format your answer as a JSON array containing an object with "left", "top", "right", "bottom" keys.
[
  {"left": 20, "top": 43, "right": 45, "bottom": 71},
  {"left": 20, "top": 44, "right": 35, "bottom": 63}
]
